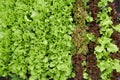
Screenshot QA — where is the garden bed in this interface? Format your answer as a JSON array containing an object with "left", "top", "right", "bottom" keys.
[{"left": 0, "top": 0, "right": 120, "bottom": 80}]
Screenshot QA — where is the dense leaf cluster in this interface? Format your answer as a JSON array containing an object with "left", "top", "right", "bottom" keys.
[
  {"left": 0, "top": 0, "right": 75, "bottom": 80},
  {"left": 93, "top": 0, "right": 120, "bottom": 80},
  {"left": 86, "top": 0, "right": 120, "bottom": 80}
]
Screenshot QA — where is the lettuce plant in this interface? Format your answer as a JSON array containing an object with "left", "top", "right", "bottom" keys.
[
  {"left": 94, "top": 0, "right": 120, "bottom": 79},
  {"left": 0, "top": 0, "right": 75, "bottom": 80}
]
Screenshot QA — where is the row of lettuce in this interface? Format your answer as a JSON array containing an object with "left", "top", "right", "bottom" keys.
[
  {"left": 0, "top": 0, "right": 120, "bottom": 80},
  {"left": 87, "top": 0, "right": 120, "bottom": 80},
  {"left": 0, "top": 0, "right": 75, "bottom": 80}
]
